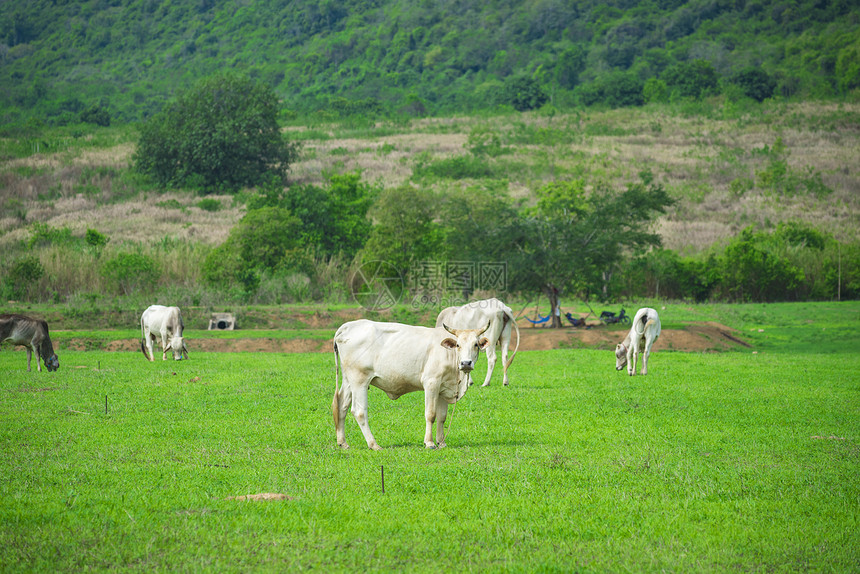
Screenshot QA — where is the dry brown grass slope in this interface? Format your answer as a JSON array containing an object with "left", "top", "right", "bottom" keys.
[{"left": 1, "top": 102, "right": 857, "bottom": 253}]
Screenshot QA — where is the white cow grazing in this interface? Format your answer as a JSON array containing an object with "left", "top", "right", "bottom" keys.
[
  {"left": 140, "top": 305, "right": 188, "bottom": 361},
  {"left": 615, "top": 307, "right": 661, "bottom": 376},
  {"left": 332, "top": 319, "right": 491, "bottom": 450},
  {"left": 435, "top": 298, "right": 520, "bottom": 387}
]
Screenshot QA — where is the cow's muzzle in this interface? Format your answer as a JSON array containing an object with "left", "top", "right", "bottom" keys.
[{"left": 459, "top": 360, "right": 474, "bottom": 372}]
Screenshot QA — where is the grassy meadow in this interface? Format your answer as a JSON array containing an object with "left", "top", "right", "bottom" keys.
[{"left": 1, "top": 303, "right": 858, "bottom": 571}]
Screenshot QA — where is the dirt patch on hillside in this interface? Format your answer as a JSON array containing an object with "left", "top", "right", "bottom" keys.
[{"left": 60, "top": 322, "right": 749, "bottom": 354}]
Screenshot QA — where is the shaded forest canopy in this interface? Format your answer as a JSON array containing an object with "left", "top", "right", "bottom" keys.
[{"left": 1, "top": 0, "right": 859, "bottom": 124}]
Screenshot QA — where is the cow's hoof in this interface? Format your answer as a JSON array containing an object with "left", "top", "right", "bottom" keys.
[
  {"left": 424, "top": 443, "right": 436, "bottom": 449},
  {"left": 369, "top": 443, "right": 382, "bottom": 451},
  {"left": 481, "top": 382, "right": 490, "bottom": 388},
  {"left": 437, "top": 442, "right": 447, "bottom": 449},
  {"left": 338, "top": 442, "right": 350, "bottom": 450}
]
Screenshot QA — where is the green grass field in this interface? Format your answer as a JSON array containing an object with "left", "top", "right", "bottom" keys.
[{"left": 1, "top": 313, "right": 858, "bottom": 572}]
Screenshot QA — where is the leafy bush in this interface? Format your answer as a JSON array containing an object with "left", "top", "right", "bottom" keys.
[
  {"left": 413, "top": 154, "right": 496, "bottom": 180},
  {"left": 717, "top": 227, "right": 806, "bottom": 302},
  {"left": 202, "top": 206, "right": 310, "bottom": 295},
  {"left": 643, "top": 78, "right": 669, "bottom": 104},
  {"left": 245, "top": 172, "right": 375, "bottom": 260},
  {"left": 134, "top": 73, "right": 299, "bottom": 192},
  {"left": 663, "top": 59, "right": 720, "bottom": 99},
  {"left": 156, "top": 199, "right": 183, "bottom": 210},
  {"left": 730, "top": 67, "right": 776, "bottom": 102},
  {"left": 79, "top": 104, "right": 111, "bottom": 127},
  {"left": 85, "top": 228, "right": 109, "bottom": 249},
  {"left": 27, "top": 222, "right": 74, "bottom": 248},
  {"left": 2, "top": 255, "right": 45, "bottom": 300},
  {"left": 576, "top": 73, "right": 644, "bottom": 107},
  {"left": 196, "top": 198, "right": 221, "bottom": 212},
  {"left": 500, "top": 75, "right": 548, "bottom": 111},
  {"left": 101, "top": 253, "right": 160, "bottom": 296}
]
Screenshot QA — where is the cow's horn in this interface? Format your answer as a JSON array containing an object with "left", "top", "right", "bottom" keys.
[
  {"left": 442, "top": 323, "right": 456, "bottom": 335},
  {"left": 479, "top": 320, "right": 491, "bottom": 335}
]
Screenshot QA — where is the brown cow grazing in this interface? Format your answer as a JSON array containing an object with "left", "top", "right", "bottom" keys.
[{"left": 0, "top": 314, "right": 60, "bottom": 372}]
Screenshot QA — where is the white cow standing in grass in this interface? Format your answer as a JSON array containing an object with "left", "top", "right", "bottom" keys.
[
  {"left": 140, "top": 305, "right": 188, "bottom": 361},
  {"left": 435, "top": 298, "right": 520, "bottom": 387},
  {"left": 332, "top": 319, "right": 490, "bottom": 450},
  {"left": 615, "top": 307, "right": 661, "bottom": 376}
]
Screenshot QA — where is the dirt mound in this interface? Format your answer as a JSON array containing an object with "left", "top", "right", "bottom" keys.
[
  {"left": 61, "top": 322, "right": 748, "bottom": 354},
  {"left": 516, "top": 321, "right": 746, "bottom": 352}
]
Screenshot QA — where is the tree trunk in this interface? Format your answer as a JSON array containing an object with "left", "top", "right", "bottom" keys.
[{"left": 545, "top": 285, "right": 563, "bottom": 328}]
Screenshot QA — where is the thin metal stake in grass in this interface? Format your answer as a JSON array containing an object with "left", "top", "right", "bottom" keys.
[
  {"left": 381, "top": 465, "right": 385, "bottom": 494},
  {"left": 105, "top": 395, "right": 107, "bottom": 415}
]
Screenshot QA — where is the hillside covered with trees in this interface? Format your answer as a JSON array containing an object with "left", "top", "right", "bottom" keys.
[{"left": 2, "top": 0, "right": 859, "bottom": 125}]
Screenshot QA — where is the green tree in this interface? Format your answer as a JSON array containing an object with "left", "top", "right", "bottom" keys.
[
  {"left": 249, "top": 172, "right": 375, "bottom": 260},
  {"left": 361, "top": 185, "right": 445, "bottom": 275},
  {"left": 663, "top": 59, "right": 720, "bottom": 99},
  {"left": 2, "top": 255, "right": 44, "bottom": 301},
  {"left": 730, "top": 67, "right": 777, "bottom": 102},
  {"left": 203, "top": 206, "right": 308, "bottom": 294},
  {"left": 500, "top": 75, "right": 549, "bottom": 111},
  {"left": 134, "top": 73, "right": 299, "bottom": 192},
  {"left": 515, "top": 172, "right": 674, "bottom": 326},
  {"left": 717, "top": 227, "right": 805, "bottom": 302}
]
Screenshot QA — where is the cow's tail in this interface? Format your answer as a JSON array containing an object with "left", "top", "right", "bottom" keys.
[
  {"left": 634, "top": 313, "right": 649, "bottom": 338},
  {"left": 505, "top": 311, "right": 521, "bottom": 371},
  {"left": 332, "top": 340, "right": 341, "bottom": 429},
  {"left": 643, "top": 318, "right": 656, "bottom": 335},
  {"left": 140, "top": 315, "right": 150, "bottom": 361}
]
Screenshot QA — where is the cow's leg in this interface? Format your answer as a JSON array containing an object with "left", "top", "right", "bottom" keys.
[
  {"left": 434, "top": 399, "right": 450, "bottom": 448},
  {"left": 161, "top": 334, "right": 168, "bottom": 360},
  {"left": 350, "top": 381, "right": 381, "bottom": 451},
  {"left": 500, "top": 331, "right": 512, "bottom": 386},
  {"left": 641, "top": 337, "right": 653, "bottom": 375},
  {"left": 147, "top": 335, "right": 156, "bottom": 362},
  {"left": 423, "top": 387, "right": 441, "bottom": 448},
  {"left": 627, "top": 345, "right": 636, "bottom": 376},
  {"left": 481, "top": 345, "right": 497, "bottom": 387},
  {"left": 26, "top": 346, "right": 33, "bottom": 372},
  {"left": 143, "top": 329, "right": 155, "bottom": 361},
  {"left": 333, "top": 381, "right": 353, "bottom": 449}
]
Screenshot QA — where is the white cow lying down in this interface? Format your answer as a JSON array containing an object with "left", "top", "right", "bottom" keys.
[
  {"left": 435, "top": 297, "right": 520, "bottom": 387},
  {"left": 332, "top": 319, "right": 490, "bottom": 450},
  {"left": 140, "top": 305, "right": 188, "bottom": 361},
  {"left": 615, "top": 307, "right": 661, "bottom": 376}
]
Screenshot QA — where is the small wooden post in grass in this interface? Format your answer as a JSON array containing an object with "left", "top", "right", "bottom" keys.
[{"left": 381, "top": 465, "right": 385, "bottom": 494}]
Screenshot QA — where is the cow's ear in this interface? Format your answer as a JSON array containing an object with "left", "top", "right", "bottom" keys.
[
  {"left": 478, "top": 337, "right": 490, "bottom": 349},
  {"left": 441, "top": 338, "right": 457, "bottom": 349}
]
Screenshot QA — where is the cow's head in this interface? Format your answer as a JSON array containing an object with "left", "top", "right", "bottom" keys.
[
  {"left": 615, "top": 343, "right": 627, "bottom": 370},
  {"left": 45, "top": 354, "right": 59, "bottom": 372},
  {"left": 165, "top": 336, "right": 187, "bottom": 361},
  {"left": 441, "top": 321, "right": 491, "bottom": 373}
]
